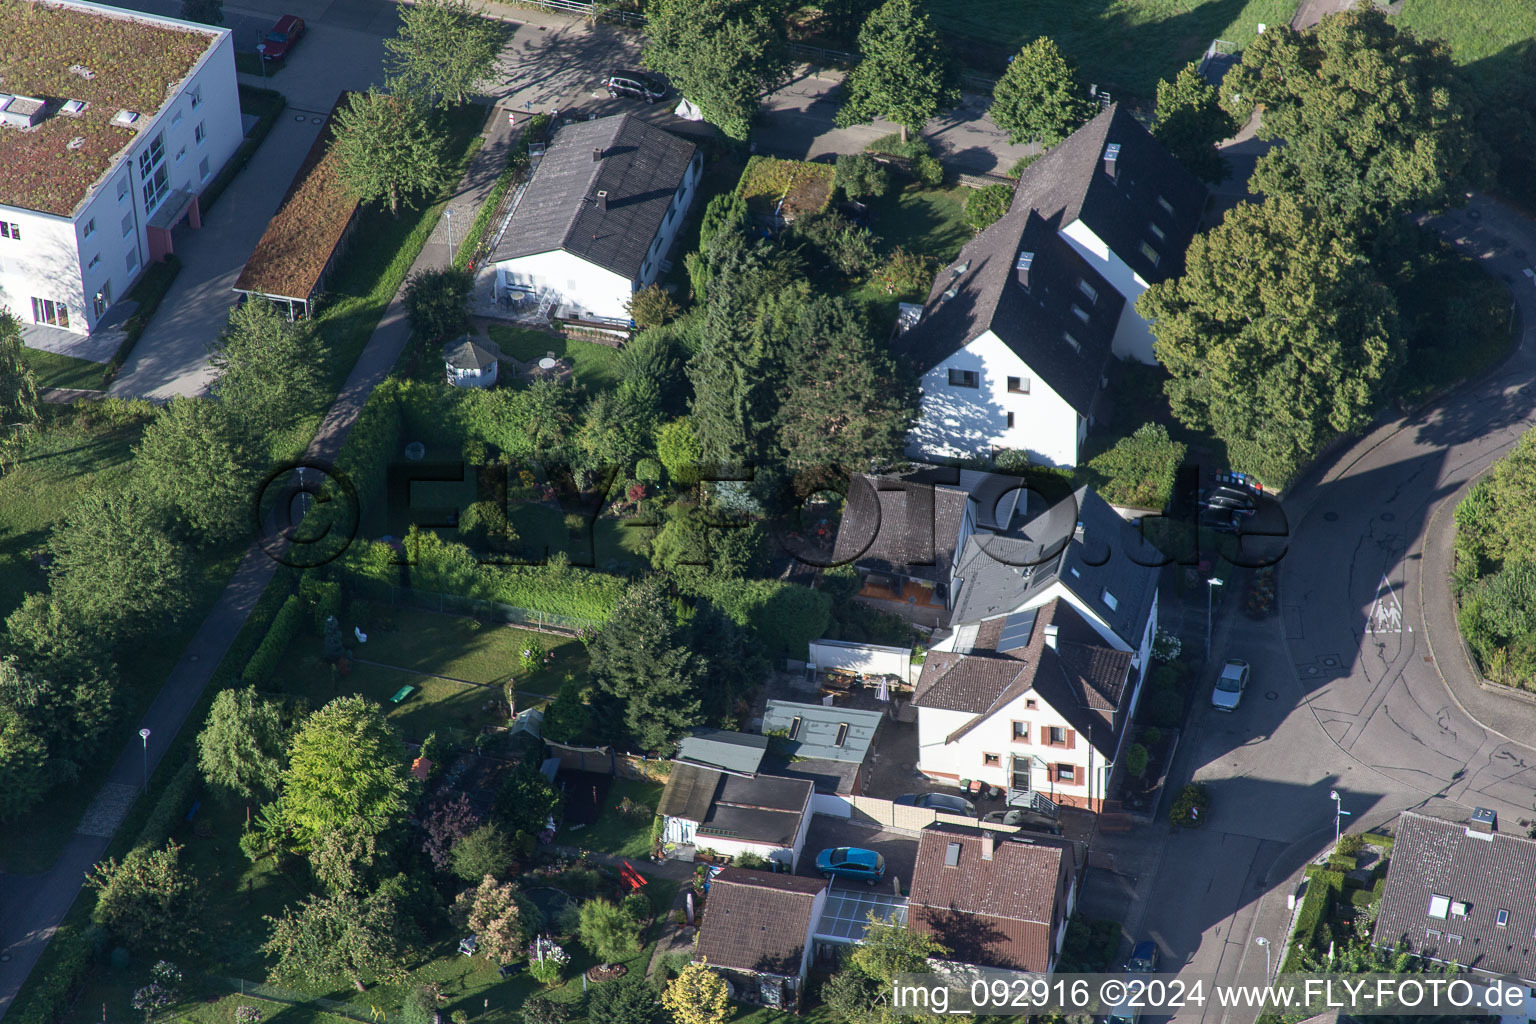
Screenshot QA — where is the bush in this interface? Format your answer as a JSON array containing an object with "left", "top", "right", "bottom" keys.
[
  {"left": 1124, "top": 743, "right": 1149, "bottom": 778},
  {"left": 626, "top": 284, "right": 680, "bottom": 329},
  {"left": 872, "top": 246, "right": 934, "bottom": 301},
  {"left": 1085, "top": 423, "right": 1187, "bottom": 510},
  {"left": 962, "top": 183, "right": 1012, "bottom": 232},
  {"left": 578, "top": 898, "right": 643, "bottom": 963},
  {"left": 1142, "top": 726, "right": 1163, "bottom": 746},
  {"left": 587, "top": 973, "right": 660, "bottom": 1024},
  {"left": 834, "top": 152, "right": 888, "bottom": 200},
  {"left": 622, "top": 891, "right": 653, "bottom": 922},
  {"left": 866, "top": 133, "right": 931, "bottom": 160},
  {"left": 1169, "top": 783, "right": 1211, "bottom": 827},
  {"left": 402, "top": 267, "right": 473, "bottom": 343},
  {"left": 1009, "top": 152, "right": 1042, "bottom": 178},
  {"left": 912, "top": 153, "right": 944, "bottom": 187},
  {"left": 521, "top": 995, "right": 569, "bottom": 1024},
  {"left": 242, "top": 594, "right": 304, "bottom": 685},
  {"left": 298, "top": 577, "right": 342, "bottom": 634},
  {"left": 1336, "top": 833, "right": 1365, "bottom": 858},
  {"left": 10, "top": 923, "right": 104, "bottom": 1024},
  {"left": 451, "top": 823, "right": 518, "bottom": 880},
  {"left": 1144, "top": 683, "right": 1183, "bottom": 729}
]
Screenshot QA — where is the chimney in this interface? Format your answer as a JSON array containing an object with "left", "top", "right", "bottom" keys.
[
  {"left": 1044, "top": 624, "right": 1058, "bottom": 649},
  {"left": 982, "top": 831, "right": 998, "bottom": 860},
  {"left": 1470, "top": 807, "right": 1497, "bottom": 834},
  {"left": 1015, "top": 251, "right": 1034, "bottom": 289},
  {"left": 593, "top": 146, "right": 603, "bottom": 163},
  {"left": 1103, "top": 143, "right": 1121, "bottom": 179},
  {"left": 596, "top": 189, "right": 608, "bottom": 211}
]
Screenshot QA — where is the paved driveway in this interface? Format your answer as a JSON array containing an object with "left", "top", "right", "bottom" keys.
[{"left": 798, "top": 816, "right": 921, "bottom": 891}]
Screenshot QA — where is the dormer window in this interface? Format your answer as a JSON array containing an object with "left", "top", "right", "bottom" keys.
[
  {"left": 953, "top": 260, "right": 971, "bottom": 276},
  {"left": 1157, "top": 195, "right": 1174, "bottom": 216},
  {"left": 1071, "top": 304, "right": 1090, "bottom": 323},
  {"left": 1139, "top": 241, "right": 1161, "bottom": 266},
  {"left": 1077, "top": 279, "right": 1098, "bottom": 303},
  {"left": 1149, "top": 222, "right": 1166, "bottom": 241}
]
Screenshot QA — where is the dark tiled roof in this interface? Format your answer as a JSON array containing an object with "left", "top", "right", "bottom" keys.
[
  {"left": 949, "top": 486, "right": 1160, "bottom": 649},
  {"left": 908, "top": 823, "right": 1075, "bottom": 972},
  {"left": 443, "top": 337, "right": 498, "bottom": 371},
  {"left": 490, "top": 113, "right": 697, "bottom": 279},
  {"left": 658, "top": 762, "right": 720, "bottom": 823},
  {"left": 1373, "top": 811, "right": 1536, "bottom": 982},
  {"left": 895, "top": 211, "right": 1122, "bottom": 416},
  {"left": 695, "top": 868, "right": 826, "bottom": 976},
  {"left": 676, "top": 728, "right": 768, "bottom": 774},
  {"left": 832, "top": 473, "right": 972, "bottom": 584},
  {"left": 912, "top": 648, "right": 1030, "bottom": 715}
]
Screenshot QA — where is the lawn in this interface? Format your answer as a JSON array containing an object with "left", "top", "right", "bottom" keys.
[
  {"left": 925, "top": 0, "right": 1300, "bottom": 98},
  {"left": 557, "top": 778, "right": 665, "bottom": 858},
  {"left": 486, "top": 325, "right": 625, "bottom": 392},
  {"left": 1393, "top": 0, "right": 1536, "bottom": 80},
  {"left": 867, "top": 184, "right": 971, "bottom": 263},
  {"left": 20, "top": 347, "right": 105, "bottom": 391},
  {"left": 509, "top": 503, "right": 653, "bottom": 570}
]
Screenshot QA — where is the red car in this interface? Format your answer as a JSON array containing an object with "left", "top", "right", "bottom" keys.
[{"left": 258, "top": 14, "right": 304, "bottom": 62}]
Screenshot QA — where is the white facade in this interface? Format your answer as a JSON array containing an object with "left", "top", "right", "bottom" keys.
[
  {"left": 906, "top": 331, "right": 1085, "bottom": 467},
  {"left": 495, "top": 152, "right": 701, "bottom": 323},
  {"left": 1060, "top": 219, "right": 1157, "bottom": 365},
  {"left": 664, "top": 799, "right": 813, "bottom": 871},
  {"left": 0, "top": 7, "right": 239, "bottom": 336}
]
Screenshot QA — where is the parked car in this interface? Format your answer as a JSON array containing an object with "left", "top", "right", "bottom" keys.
[
  {"left": 1211, "top": 658, "right": 1251, "bottom": 711},
  {"left": 259, "top": 14, "right": 304, "bottom": 61},
  {"left": 1125, "top": 940, "right": 1159, "bottom": 972},
  {"left": 1200, "top": 485, "right": 1257, "bottom": 516},
  {"left": 895, "top": 792, "right": 978, "bottom": 817},
  {"left": 816, "top": 847, "right": 886, "bottom": 884},
  {"left": 980, "top": 807, "right": 1062, "bottom": 835},
  {"left": 605, "top": 70, "right": 667, "bottom": 103}
]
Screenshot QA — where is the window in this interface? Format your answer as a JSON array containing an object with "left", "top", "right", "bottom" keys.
[
  {"left": 1102, "top": 589, "right": 1119, "bottom": 611},
  {"left": 83, "top": 218, "right": 96, "bottom": 239},
  {"left": 92, "top": 282, "right": 112, "bottom": 320},
  {"left": 834, "top": 723, "right": 849, "bottom": 747},
  {"left": 1077, "top": 279, "right": 1098, "bottom": 303},
  {"left": 948, "top": 368, "right": 979, "bottom": 388},
  {"left": 788, "top": 716, "right": 802, "bottom": 740},
  {"left": 122, "top": 212, "right": 135, "bottom": 237},
  {"left": 189, "top": 86, "right": 202, "bottom": 110},
  {"left": 175, "top": 145, "right": 187, "bottom": 164},
  {"left": 983, "top": 753, "right": 1001, "bottom": 767},
  {"left": 195, "top": 121, "right": 207, "bottom": 146},
  {"left": 1063, "top": 331, "right": 1081, "bottom": 353},
  {"left": 1428, "top": 895, "right": 1450, "bottom": 920},
  {"left": 1056, "top": 764, "right": 1077, "bottom": 782},
  {"left": 0, "top": 222, "right": 19, "bottom": 240},
  {"left": 126, "top": 249, "right": 140, "bottom": 274},
  {"left": 172, "top": 110, "right": 183, "bottom": 127},
  {"left": 1045, "top": 726, "right": 1066, "bottom": 746},
  {"left": 1025, "top": 699, "right": 1037, "bottom": 710},
  {"left": 944, "top": 842, "right": 962, "bottom": 867},
  {"left": 1071, "top": 304, "right": 1090, "bottom": 323},
  {"left": 1005, "top": 412, "right": 1015, "bottom": 429},
  {"left": 1497, "top": 909, "right": 1509, "bottom": 928},
  {"left": 1139, "top": 241, "right": 1161, "bottom": 266},
  {"left": 1149, "top": 222, "right": 1166, "bottom": 241},
  {"left": 1007, "top": 376, "right": 1029, "bottom": 394},
  {"left": 1011, "top": 722, "right": 1029, "bottom": 742},
  {"left": 88, "top": 253, "right": 100, "bottom": 270},
  {"left": 117, "top": 175, "right": 130, "bottom": 202},
  {"left": 30, "top": 298, "right": 69, "bottom": 328},
  {"left": 199, "top": 157, "right": 210, "bottom": 182},
  {"left": 139, "top": 133, "right": 169, "bottom": 213},
  {"left": 1156, "top": 195, "right": 1174, "bottom": 216}
]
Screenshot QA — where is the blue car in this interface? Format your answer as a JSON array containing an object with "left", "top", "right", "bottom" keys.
[{"left": 816, "top": 847, "right": 886, "bottom": 884}]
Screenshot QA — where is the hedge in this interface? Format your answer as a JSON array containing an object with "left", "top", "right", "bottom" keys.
[
  {"left": 455, "top": 113, "right": 551, "bottom": 272},
  {"left": 242, "top": 594, "right": 304, "bottom": 684},
  {"left": 332, "top": 376, "right": 406, "bottom": 525},
  {"left": 131, "top": 758, "right": 202, "bottom": 851},
  {"left": 687, "top": 577, "right": 831, "bottom": 659}
]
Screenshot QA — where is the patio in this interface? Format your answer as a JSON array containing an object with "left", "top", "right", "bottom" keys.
[{"left": 21, "top": 320, "right": 125, "bottom": 364}]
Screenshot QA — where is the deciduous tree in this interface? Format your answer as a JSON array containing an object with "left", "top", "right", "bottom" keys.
[
  {"left": 134, "top": 397, "right": 263, "bottom": 543},
  {"left": 1138, "top": 199, "right": 1402, "bottom": 486},
  {"left": 403, "top": 267, "right": 473, "bottom": 343},
  {"left": 643, "top": 0, "right": 791, "bottom": 140},
  {"left": 0, "top": 312, "right": 39, "bottom": 473},
  {"left": 262, "top": 886, "right": 416, "bottom": 990},
  {"left": 834, "top": 0, "right": 957, "bottom": 143},
  {"left": 385, "top": 0, "right": 505, "bottom": 107},
  {"left": 421, "top": 791, "right": 482, "bottom": 871},
  {"left": 333, "top": 88, "right": 450, "bottom": 215},
  {"left": 662, "top": 961, "right": 729, "bottom": 1024},
  {"left": 87, "top": 841, "right": 203, "bottom": 954},
  {"left": 210, "top": 299, "right": 325, "bottom": 434},
  {"left": 1151, "top": 62, "right": 1234, "bottom": 185},
  {"left": 988, "top": 37, "right": 1094, "bottom": 146},
  {"left": 197, "top": 686, "right": 286, "bottom": 803},
  {"left": 451, "top": 875, "right": 530, "bottom": 966}
]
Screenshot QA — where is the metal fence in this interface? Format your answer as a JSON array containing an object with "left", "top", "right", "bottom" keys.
[
  {"left": 351, "top": 577, "right": 604, "bottom": 634},
  {"left": 788, "top": 41, "right": 858, "bottom": 66}
]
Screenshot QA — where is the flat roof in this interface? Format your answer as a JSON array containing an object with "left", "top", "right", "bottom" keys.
[
  {"left": 762, "top": 701, "right": 881, "bottom": 763},
  {"left": 0, "top": 0, "right": 223, "bottom": 217}
]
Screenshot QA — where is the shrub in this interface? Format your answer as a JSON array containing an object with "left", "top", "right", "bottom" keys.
[
  {"left": 1009, "top": 152, "right": 1042, "bottom": 178},
  {"left": 1145, "top": 683, "right": 1183, "bottom": 729},
  {"left": 451, "top": 823, "right": 518, "bottom": 881},
  {"left": 1124, "top": 743, "right": 1149, "bottom": 779},
  {"left": 1336, "top": 833, "right": 1365, "bottom": 858},
  {"left": 912, "top": 153, "right": 944, "bottom": 187},
  {"left": 733, "top": 851, "right": 769, "bottom": 870},
  {"left": 872, "top": 246, "right": 934, "bottom": 300},
  {"left": 402, "top": 267, "right": 473, "bottom": 344},
  {"left": 298, "top": 577, "right": 342, "bottom": 634},
  {"left": 626, "top": 284, "right": 680, "bottom": 329},
  {"left": 866, "top": 133, "right": 931, "bottom": 160},
  {"left": 242, "top": 594, "right": 304, "bottom": 685},
  {"left": 1328, "top": 854, "right": 1358, "bottom": 872},
  {"left": 834, "top": 152, "right": 888, "bottom": 200},
  {"left": 579, "top": 898, "right": 644, "bottom": 963},
  {"left": 622, "top": 892, "right": 653, "bottom": 922},
  {"left": 962, "top": 183, "right": 1012, "bottom": 232},
  {"left": 587, "top": 973, "right": 660, "bottom": 1024},
  {"left": 10, "top": 923, "right": 103, "bottom": 1024},
  {"left": 521, "top": 995, "right": 569, "bottom": 1024},
  {"left": 1085, "top": 423, "right": 1187, "bottom": 510},
  {"left": 1142, "top": 726, "right": 1163, "bottom": 746},
  {"left": 1169, "top": 783, "right": 1211, "bottom": 827}
]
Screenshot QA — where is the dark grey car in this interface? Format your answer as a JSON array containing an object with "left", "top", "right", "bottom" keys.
[{"left": 606, "top": 71, "right": 667, "bottom": 103}]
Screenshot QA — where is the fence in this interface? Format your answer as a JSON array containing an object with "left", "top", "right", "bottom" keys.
[
  {"left": 811, "top": 793, "right": 1015, "bottom": 833},
  {"left": 215, "top": 977, "right": 395, "bottom": 1024},
  {"left": 788, "top": 41, "right": 858, "bottom": 66},
  {"left": 352, "top": 577, "right": 604, "bottom": 634},
  {"left": 807, "top": 638, "right": 916, "bottom": 684}
]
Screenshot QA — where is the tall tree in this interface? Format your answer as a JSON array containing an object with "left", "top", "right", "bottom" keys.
[
  {"left": 643, "top": 0, "right": 791, "bottom": 140},
  {"left": 587, "top": 972, "right": 660, "bottom": 1024},
  {"left": 773, "top": 295, "right": 913, "bottom": 472},
  {"left": 333, "top": 88, "right": 450, "bottom": 215},
  {"left": 211, "top": 299, "right": 325, "bottom": 433},
  {"left": 87, "top": 841, "right": 203, "bottom": 955},
  {"left": 279, "top": 696, "right": 413, "bottom": 858},
  {"left": 49, "top": 486, "right": 193, "bottom": 645},
  {"left": 988, "top": 36, "right": 1094, "bottom": 147},
  {"left": 134, "top": 397, "right": 263, "bottom": 543},
  {"left": 1222, "top": 7, "right": 1481, "bottom": 228},
  {"left": 402, "top": 267, "right": 472, "bottom": 344},
  {"left": 0, "top": 652, "right": 116, "bottom": 820},
  {"left": 420, "top": 791, "right": 482, "bottom": 871},
  {"left": 587, "top": 576, "right": 706, "bottom": 751},
  {"left": 197, "top": 686, "right": 286, "bottom": 803},
  {"left": 1151, "top": 62, "right": 1236, "bottom": 185},
  {"left": 384, "top": 0, "right": 505, "bottom": 107},
  {"left": 0, "top": 312, "right": 40, "bottom": 473},
  {"left": 834, "top": 0, "right": 957, "bottom": 144},
  {"left": 262, "top": 886, "right": 415, "bottom": 990},
  {"left": 1138, "top": 199, "right": 1402, "bottom": 486},
  {"left": 450, "top": 875, "right": 529, "bottom": 966}
]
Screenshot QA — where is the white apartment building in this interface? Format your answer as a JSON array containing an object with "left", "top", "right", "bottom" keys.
[{"left": 0, "top": 0, "right": 241, "bottom": 336}]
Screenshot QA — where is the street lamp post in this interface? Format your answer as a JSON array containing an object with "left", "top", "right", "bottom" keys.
[
  {"left": 138, "top": 728, "right": 151, "bottom": 793},
  {"left": 1330, "top": 789, "right": 1352, "bottom": 847},
  {"left": 1255, "top": 937, "right": 1271, "bottom": 981},
  {"left": 1205, "top": 577, "right": 1224, "bottom": 658},
  {"left": 445, "top": 208, "right": 454, "bottom": 263}
]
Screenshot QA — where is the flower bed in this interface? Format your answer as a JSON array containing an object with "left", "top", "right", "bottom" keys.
[{"left": 737, "top": 156, "right": 834, "bottom": 223}]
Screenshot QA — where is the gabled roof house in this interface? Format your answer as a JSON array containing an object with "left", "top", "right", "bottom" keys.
[
  {"left": 694, "top": 868, "right": 830, "bottom": 1011},
  {"left": 895, "top": 103, "right": 1205, "bottom": 466},
  {"left": 489, "top": 113, "right": 701, "bottom": 326}
]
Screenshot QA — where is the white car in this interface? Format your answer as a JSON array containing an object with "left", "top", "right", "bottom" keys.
[{"left": 1211, "top": 658, "right": 1250, "bottom": 711}]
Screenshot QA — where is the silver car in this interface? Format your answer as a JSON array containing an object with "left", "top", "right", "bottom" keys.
[{"left": 1211, "top": 658, "right": 1250, "bottom": 711}]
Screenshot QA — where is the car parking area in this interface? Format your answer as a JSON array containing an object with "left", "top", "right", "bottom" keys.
[{"left": 798, "top": 815, "right": 920, "bottom": 891}]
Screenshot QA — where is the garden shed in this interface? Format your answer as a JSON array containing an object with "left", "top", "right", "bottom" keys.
[{"left": 657, "top": 765, "right": 813, "bottom": 870}]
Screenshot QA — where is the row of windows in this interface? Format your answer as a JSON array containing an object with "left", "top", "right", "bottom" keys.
[
  {"left": 1, "top": 222, "right": 20, "bottom": 241},
  {"left": 978, "top": 751, "right": 1079, "bottom": 782}
]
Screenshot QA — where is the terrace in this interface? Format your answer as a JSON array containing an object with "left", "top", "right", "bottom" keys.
[{"left": 0, "top": 0, "right": 219, "bottom": 216}]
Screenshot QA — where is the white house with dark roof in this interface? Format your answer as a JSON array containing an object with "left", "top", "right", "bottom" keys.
[
  {"left": 0, "top": 0, "right": 240, "bottom": 339},
  {"left": 488, "top": 113, "right": 701, "bottom": 325},
  {"left": 895, "top": 103, "right": 1205, "bottom": 465}
]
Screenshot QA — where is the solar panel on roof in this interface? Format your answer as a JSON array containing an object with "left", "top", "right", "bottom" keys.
[{"left": 998, "top": 608, "right": 1039, "bottom": 651}]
